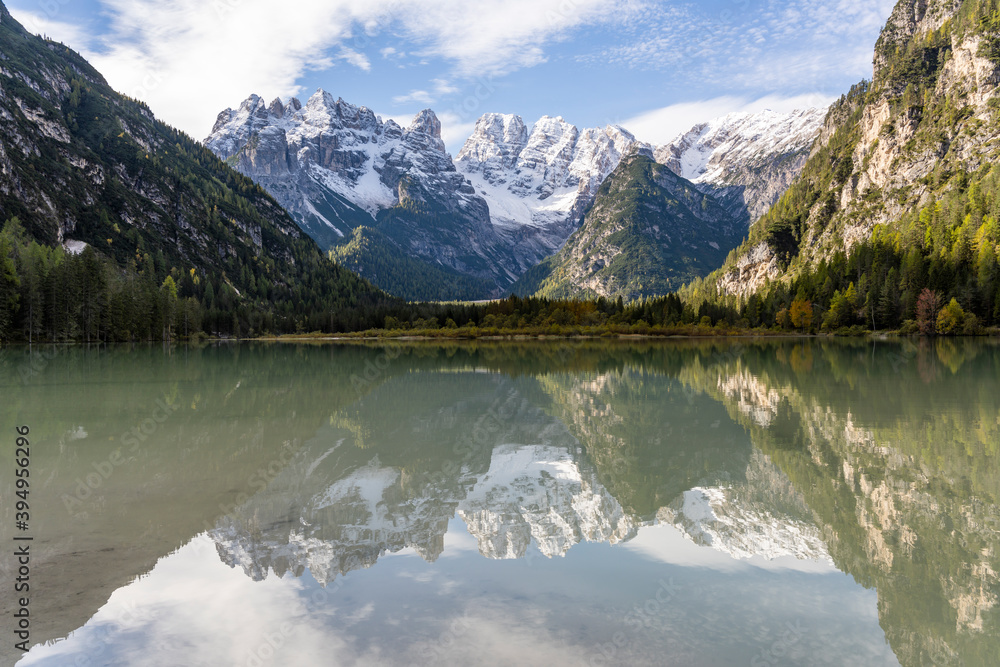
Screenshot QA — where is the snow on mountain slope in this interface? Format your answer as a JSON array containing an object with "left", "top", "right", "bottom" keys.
[
  {"left": 659, "top": 450, "right": 832, "bottom": 563},
  {"left": 655, "top": 108, "right": 827, "bottom": 225},
  {"left": 205, "top": 96, "right": 824, "bottom": 298},
  {"left": 206, "top": 91, "right": 525, "bottom": 295},
  {"left": 206, "top": 91, "right": 405, "bottom": 247},
  {"left": 206, "top": 91, "right": 484, "bottom": 246},
  {"left": 458, "top": 444, "right": 636, "bottom": 559},
  {"left": 456, "top": 113, "right": 645, "bottom": 255}
]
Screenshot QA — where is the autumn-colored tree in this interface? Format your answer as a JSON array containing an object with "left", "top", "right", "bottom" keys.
[
  {"left": 935, "top": 298, "right": 965, "bottom": 335},
  {"left": 916, "top": 288, "right": 941, "bottom": 335},
  {"left": 776, "top": 307, "right": 790, "bottom": 329},
  {"left": 790, "top": 299, "right": 813, "bottom": 331}
]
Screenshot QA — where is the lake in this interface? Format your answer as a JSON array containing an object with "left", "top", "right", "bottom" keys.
[{"left": 1, "top": 339, "right": 998, "bottom": 666}]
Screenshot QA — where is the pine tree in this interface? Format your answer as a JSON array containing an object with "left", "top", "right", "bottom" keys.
[{"left": 0, "top": 233, "right": 21, "bottom": 342}]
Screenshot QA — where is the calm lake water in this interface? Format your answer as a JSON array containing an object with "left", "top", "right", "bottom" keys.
[{"left": 1, "top": 339, "right": 998, "bottom": 666}]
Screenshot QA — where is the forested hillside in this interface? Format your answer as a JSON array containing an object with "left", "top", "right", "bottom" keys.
[
  {"left": 0, "top": 2, "right": 394, "bottom": 341},
  {"left": 685, "top": 0, "right": 1000, "bottom": 332}
]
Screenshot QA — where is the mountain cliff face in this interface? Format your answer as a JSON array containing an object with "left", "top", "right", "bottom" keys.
[
  {"left": 0, "top": 5, "right": 386, "bottom": 324},
  {"left": 455, "top": 114, "right": 643, "bottom": 262},
  {"left": 512, "top": 151, "right": 744, "bottom": 300},
  {"left": 708, "top": 0, "right": 1000, "bottom": 303},
  {"left": 681, "top": 340, "right": 1000, "bottom": 666},
  {"left": 655, "top": 108, "right": 827, "bottom": 226},
  {"left": 206, "top": 92, "right": 518, "bottom": 300},
  {"left": 204, "top": 92, "right": 825, "bottom": 302}
]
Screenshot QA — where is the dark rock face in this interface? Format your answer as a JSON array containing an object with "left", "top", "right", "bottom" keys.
[{"left": 206, "top": 91, "right": 526, "bottom": 297}]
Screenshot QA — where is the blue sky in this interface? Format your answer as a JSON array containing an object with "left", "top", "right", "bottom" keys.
[{"left": 7, "top": 0, "right": 896, "bottom": 153}]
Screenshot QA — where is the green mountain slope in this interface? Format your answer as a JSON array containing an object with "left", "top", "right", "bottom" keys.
[
  {"left": 329, "top": 226, "right": 496, "bottom": 302},
  {"left": 691, "top": 0, "right": 1000, "bottom": 329},
  {"left": 0, "top": 3, "right": 392, "bottom": 338},
  {"left": 512, "top": 152, "right": 743, "bottom": 301}
]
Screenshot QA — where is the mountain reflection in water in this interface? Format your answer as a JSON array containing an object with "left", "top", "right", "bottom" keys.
[{"left": 2, "top": 339, "right": 997, "bottom": 666}]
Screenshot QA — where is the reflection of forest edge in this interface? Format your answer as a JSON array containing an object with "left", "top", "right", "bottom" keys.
[{"left": 0, "top": 339, "right": 996, "bottom": 666}]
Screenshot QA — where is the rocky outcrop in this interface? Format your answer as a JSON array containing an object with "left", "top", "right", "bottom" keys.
[
  {"left": 655, "top": 108, "right": 827, "bottom": 226},
  {"left": 874, "top": 0, "right": 964, "bottom": 86},
  {"left": 513, "top": 151, "right": 743, "bottom": 300},
  {"left": 715, "top": 242, "right": 782, "bottom": 299},
  {"left": 714, "top": 0, "right": 1000, "bottom": 298},
  {"left": 206, "top": 91, "right": 524, "bottom": 294},
  {"left": 456, "top": 113, "right": 644, "bottom": 265}
]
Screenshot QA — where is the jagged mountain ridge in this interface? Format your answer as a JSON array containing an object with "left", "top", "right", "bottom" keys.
[
  {"left": 655, "top": 108, "right": 827, "bottom": 226},
  {"left": 205, "top": 92, "right": 824, "bottom": 301},
  {"left": 455, "top": 113, "right": 644, "bottom": 260},
  {"left": 206, "top": 92, "right": 518, "bottom": 299},
  {"left": 512, "top": 150, "right": 745, "bottom": 300}
]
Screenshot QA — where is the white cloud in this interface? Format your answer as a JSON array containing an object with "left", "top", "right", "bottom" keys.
[
  {"left": 67, "top": 0, "right": 627, "bottom": 140},
  {"left": 432, "top": 78, "right": 459, "bottom": 95},
  {"left": 337, "top": 47, "right": 371, "bottom": 72},
  {"left": 389, "top": 0, "right": 629, "bottom": 77},
  {"left": 622, "top": 93, "right": 835, "bottom": 146},
  {"left": 393, "top": 90, "right": 435, "bottom": 105},
  {"left": 391, "top": 79, "right": 460, "bottom": 107},
  {"left": 437, "top": 111, "right": 477, "bottom": 156}
]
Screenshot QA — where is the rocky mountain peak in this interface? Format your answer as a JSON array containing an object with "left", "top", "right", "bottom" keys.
[
  {"left": 306, "top": 88, "right": 336, "bottom": 110},
  {"left": 655, "top": 107, "right": 826, "bottom": 225},
  {"left": 456, "top": 113, "right": 529, "bottom": 177},
  {"left": 405, "top": 109, "right": 445, "bottom": 153},
  {"left": 205, "top": 92, "right": 522, "bottom": 296},
  {"left": 456, "top": 112, "right": 645, "bottom": 237},
  {"left": 875, "top": 0, "right": 963, "bottom": 76},
  {"left": 268, "top": 97, "right": 285, "bottom": 118},
  {"left": 408, "top": 109, "right": 442, "bottom": 138}
]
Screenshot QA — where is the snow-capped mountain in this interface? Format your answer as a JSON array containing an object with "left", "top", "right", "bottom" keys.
[
  {"left": 655, "top": 108, "right": 827, "bottom": 225},
  {"left": 207, "top": 91, "right": 403, "bottom": 246},
  {"left": 455, "top": 114, "right": 645, "bottom": 259},
  {"left": 210, "top": 441, "right": 635, "bottom": 584},
  {"left": 204, "top": 94, "right": 824, "bottom": 300},
  {"left": 205, "top": 91, "right": 518, "bottom": 298},
  {"left": 659, "top": 448, "right": 832, "bottom": 564}
]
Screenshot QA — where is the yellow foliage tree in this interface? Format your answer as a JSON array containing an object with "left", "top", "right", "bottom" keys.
[
  {"left": 790, "top": 299, "right": 813, "bottom": 331},
  {"left": 935, "top": 298, "right": 965, "bottom": 335}
]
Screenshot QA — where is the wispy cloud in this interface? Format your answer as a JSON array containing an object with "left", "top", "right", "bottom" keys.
[
  {"left": 622, "top": 93, "right": 836, "bottom": 146},
  {"left": 393, "top": 90, "right": 435, "bottom": 105},
  {"left": 46, "top": 0, "right": 630, "bottom": 139},
  {"left": 393, "top": 79, "right": 462, "bottom": 107},
  {"left": 432, "top": 79, "right": 459, "bottom": 95},
  {"left": 584, "top": 0, "right": 896, "bottom": 92},
  {"left": 337, "top": 47, "right": 371, "bottom": 72}
]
